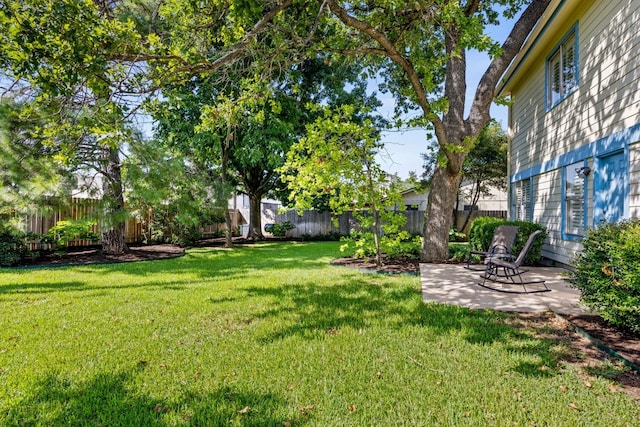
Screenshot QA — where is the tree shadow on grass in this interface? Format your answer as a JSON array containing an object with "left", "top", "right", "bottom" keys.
[
  {"left": 5, "top": 369, "right": 302, "bottom": 426},
  {"left": 6, "top": 242, "right": 338, "bottom": 281},
  {"left": 242, "top": 278, "right": 576, "bottom": 378},
  {"left": 0, "top": 243, "right": 327, "bottom": 296},
  {"left": 243, "top": 278, "right": 519, "bottom": 344},
  {"left": 0, "top": 281, "right": 86, "bottom": 296}
]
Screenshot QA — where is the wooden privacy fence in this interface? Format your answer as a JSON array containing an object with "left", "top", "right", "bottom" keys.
[
  {"left": 452, "top": 210, "right": 508, "bottom": 235},
  {"left": 9, "top": 198, "right": 145, "bottom": 249},
  {"left": 274, "top": 210, "right": 360, "bottom": 237},
  {"left": 7, "top": 198, "right": 241, "bottom": 249},
  {"left": 8, "top": 197, "right": 507, "bottom": 246},
  {"left": 273, "top": 209, "right": 507, "bottom": 238}
]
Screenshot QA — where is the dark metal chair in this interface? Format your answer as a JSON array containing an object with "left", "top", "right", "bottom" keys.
[
  {"left": 478, "top": 230, "right": 550, "bottom": 294},
  {"left": 466, "top": 225, "right": 520, "bottom": 271}
]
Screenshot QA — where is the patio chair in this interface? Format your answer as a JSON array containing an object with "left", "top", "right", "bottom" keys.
[
  {"left": 465, "top": 225, "right": 519, "bottom": 271},
  {"left": 478, "top": 229, "right": 550, "bottom": 294}
]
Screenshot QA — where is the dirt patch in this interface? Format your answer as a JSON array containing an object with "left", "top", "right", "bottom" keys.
[
  {"left": 330, "top": 255, "right": 420, "bottom": 275},
  {"left": 20, "top": 244, "right": 185, "bottom": 267}
]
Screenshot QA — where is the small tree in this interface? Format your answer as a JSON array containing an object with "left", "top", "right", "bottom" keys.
[
  {"left": 455, "top": 120, "right": 508, "bottom": 232},
  {"left": 123, "top": 137, "right": 224, "bottom": 245},
  {"left": 280, "top": 104, "right": 403, "bottom": 268}
]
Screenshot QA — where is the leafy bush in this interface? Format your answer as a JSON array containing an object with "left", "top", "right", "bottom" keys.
[
  {"left": 0, "top": 225, "right": 30, "bottom": 267},
  {"left": 468, "top": 217, "right": 547, "bottom": 266},
  {"left": 448, "top": 242, "right": 470, "bottom": 262},
  {"left": 139, "top": 205, "right": 222, "bottom": 245},
  {"left": 169, "top": 224, "right": 203, "bottom": 246},
  {"left": 570, "top": 220, "right": 640, "bottom": 334},
  {"left": 449, "top": 228, "right": 466, "bottom": 242},
  {"left": 268, "top": 221, "right": 296, "bottom": 237},
  {"left": 46, "top": 220, "right": 100, "bottom": 248},
  {"left": 340, "top": 230, "right": 422, "bottom": 260},
  {"left": 382, "top": 231, "right": 422, "bottom": 259}
]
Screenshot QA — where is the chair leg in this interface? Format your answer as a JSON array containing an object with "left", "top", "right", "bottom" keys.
[{"left": 478, "top": 264, "right": 551, "bottom": 293}]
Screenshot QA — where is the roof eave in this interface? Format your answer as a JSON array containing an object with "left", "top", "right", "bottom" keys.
[{"left": 497, "top": 0, "right": 573, "bottom": 97}]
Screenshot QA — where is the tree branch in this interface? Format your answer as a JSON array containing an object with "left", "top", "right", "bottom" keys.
[
  {"left": 205, "top": 0, "right": 293, "bottom": 71},
  {"left": 323, "top": 0, "right": 445, "bottom": 141},
  {"left": 467, "top": 0, "right": 552, "bottom": 134},
  {"left": 110, "top": 0, "right": 294, "bottom": 93},
  {"left": 464, "top": 0, "right": 481, "bottom": 17}
]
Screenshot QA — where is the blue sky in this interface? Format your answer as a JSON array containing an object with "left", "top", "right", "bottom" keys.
[{"left": 375, "top": 17, "right": 516, "bottom": 179}]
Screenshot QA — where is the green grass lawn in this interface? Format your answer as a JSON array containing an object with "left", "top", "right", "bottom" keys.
[{"left": 1, "top": 241, "right": 638, "bottom": 426}]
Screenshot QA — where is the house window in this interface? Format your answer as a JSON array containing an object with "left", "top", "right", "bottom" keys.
[
  {"left": 547, "top": 28, "right": 577, "bottom": 107},
  {"left": 513, "top": 179, "right": 531, "bottom": 221},
  {"left": 564, "top": 162, "right": 586, "bottom": 237}
]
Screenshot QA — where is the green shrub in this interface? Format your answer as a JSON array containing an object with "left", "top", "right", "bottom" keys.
[
  {"left": 0, "top": 225, "right": 30, "bottom": 267},
  {"left": 46, "top": 220, "right": 100, "bottom": 248},
  {"left": 448, "top": 228, "right": 466, "bottom": 242},
  {"left": 299, "top": 231, "right": 342, "bottom": 241},
  {"left": 468, "top": 217, "right": 547, "bottom": 266},
  {"left": 382, "top": 232, "right": 422, "bottom": 259},
  {"left": 340, "top": 230, "right": 421, "bottom": 260},
  {"left": 268, "top": 221, "right": 296, "bottom": 237},
  {"left": 570, "top": 220, "right": 640, "bottom": 335},
  {"left": 468, "top": 217, "right": 504, "bottom": 250},
  {"left": 448, "top": 242, "right": 469, "bottom": 262},
  {"left": 170, "top": 224, "right": 202, "bottom": 246}
]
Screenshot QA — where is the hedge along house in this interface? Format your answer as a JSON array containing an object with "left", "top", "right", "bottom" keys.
[{"left": 497, "top": 0, "right": 640, "bottom": 265}]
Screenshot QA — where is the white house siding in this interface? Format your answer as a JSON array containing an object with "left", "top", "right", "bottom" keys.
[
  {"left": 457, "top": 183, "right": 508, "bottom": 211},
  {"left": 533, "top": 170, "right": 577, "bottom": 265},
  {"left": 512, "top": 0, "right": 640, "bottom": 167},
  {"left": 505, "top": 0, "right": 640, "bottom": 265},
  {"left": 401, "top": 190, "right": 428, "bottom": 211}
]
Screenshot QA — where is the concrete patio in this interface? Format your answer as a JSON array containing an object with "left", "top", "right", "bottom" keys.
[{"left": 419, "top": 263, "right": 593, "bottom": 315}]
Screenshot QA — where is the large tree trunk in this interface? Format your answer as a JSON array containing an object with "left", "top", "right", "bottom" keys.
[
  {"left": 101, "top": 145, "right": 128, "bottom": 255},
  {"left": 421, "top": 163, "right": 463, "bottom": 262},
  {"left": 247, "top": 192, "right": 265, "bottom": 240}
]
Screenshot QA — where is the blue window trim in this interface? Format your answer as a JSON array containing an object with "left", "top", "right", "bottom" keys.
[
  {"left": 545, "top": 23, "right": 580, "bottom": 111},
  {"left": 499, "top": 0, "right": 569, "bottom": 93},
  {"left": 510, "top": 123, "right": 637, "bottom": 241},
  {"left": 561, "top": 160, "right": 588, "bottom": 241},
  {"left": 510, "top": 122, "right": 640, "bottom": 184}
]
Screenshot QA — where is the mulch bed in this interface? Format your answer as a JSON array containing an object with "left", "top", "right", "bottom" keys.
[
  {"left": 564, "top": 314, "right": 640, "bottom": 371},
  {"left": 19, "top": 244, "right": 185, "bottom": 267},
  {"left": 330, "top": 255, "right": 420, "bottom": 275}
]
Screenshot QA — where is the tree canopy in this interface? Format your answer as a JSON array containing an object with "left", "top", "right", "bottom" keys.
[
  {"left": 306, "top": 0, "right": 550, "bottom": 261},
  {"left": 0, "top": 0, "right": 552, "bottom": 261}
]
